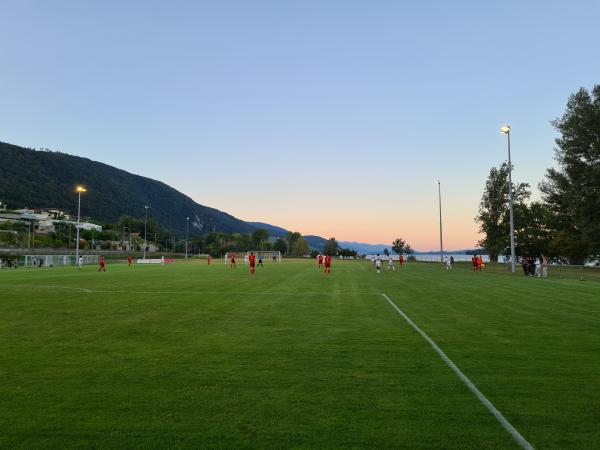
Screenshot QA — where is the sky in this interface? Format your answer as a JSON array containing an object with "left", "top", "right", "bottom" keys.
[{"left": 1, "top": 0, "right": 599, "bottom": 250}]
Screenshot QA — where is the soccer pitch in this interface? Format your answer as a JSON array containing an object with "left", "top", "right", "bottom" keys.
[{"left": 1, "top": 260, "right": 599, "bottom": 449}]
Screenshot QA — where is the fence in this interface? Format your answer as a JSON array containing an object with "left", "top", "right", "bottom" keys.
[{"left": 417, "top": 260, "right": 600, "bottom": 283}]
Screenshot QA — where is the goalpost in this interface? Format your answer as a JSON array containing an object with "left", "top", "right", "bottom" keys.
[
  {"left": 21, "top": 254, "right": 100, "bottom": 267},
  {"left": 224, "top": 251, "right": 282, "bottom": 263}
]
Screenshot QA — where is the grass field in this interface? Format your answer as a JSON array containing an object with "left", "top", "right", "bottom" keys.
[{"left": 1, "top": 259, "right": 599, "bottom": 449}]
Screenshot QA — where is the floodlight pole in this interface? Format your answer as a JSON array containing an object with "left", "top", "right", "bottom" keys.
[
  {"left": 143, "top": 205, "right": 149, "bottom": 259},
  {"left": 185, "top": 217, "right": 189, "bottom": 259},
  {"left": 75, "top": 187, "right": 86, "bottom": 265},
  {"left": 436, "top": 180, "right": 444, "bottom": 263},
  {"left": 502, "top": 127, "right": 516, "bottom": 273}
]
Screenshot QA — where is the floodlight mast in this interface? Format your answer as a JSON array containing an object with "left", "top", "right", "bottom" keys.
[
  {"left": 143, "top": 205, "right": 149, "bottom": 260},
  {"left": 500, "top": 125, "right": 516, "bottom": 273},
  {"left": 75, "top": 186, "right": 87, "bottom": 266},
  {"left": 436, "top": 180, "right": 444, "bottom": 263},
  {"left": 185, "top": 217, "right": 190, "bottom": 259}
]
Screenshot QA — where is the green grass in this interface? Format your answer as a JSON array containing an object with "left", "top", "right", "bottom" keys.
[{"left": 1, "top": 259, "right": 599, "bottom": 449}]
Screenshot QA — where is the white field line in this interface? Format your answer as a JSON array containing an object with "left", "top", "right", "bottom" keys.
[
  {"left": 381, "top": 293, "right": 534, "bottom": 450},
  {"left": 1, "top": 284, "right": 92, "bottom": 293}
]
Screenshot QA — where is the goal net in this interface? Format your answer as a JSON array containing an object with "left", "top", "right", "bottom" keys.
[
  {"left": 224, "top": 251, "right": 282, "bottom": 263},
  {"left": 21, "top": 254, "right": 100, "bottom": 267}
]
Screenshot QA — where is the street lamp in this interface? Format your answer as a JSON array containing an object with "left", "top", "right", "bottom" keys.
[
  {"left": 436, "top": 180, "right": 444, "bottom": 263},
  {"left": 185, "top": 217, "right": 189, "bottom": 259},
  {"left": 500, "top": 125, "right": 516, "bottom": 273},
  {"left": 143, "top": 205, "right": 149, "bottom": 260},
  {"left": 75, "top": 186, "right": 87, "bottom": 265}
]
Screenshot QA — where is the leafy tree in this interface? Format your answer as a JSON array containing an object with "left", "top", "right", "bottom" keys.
[
  {"left": 292, "top": 237, "right": 309, "bottom": 256},
  {"left": 392, "top": 238, "right": 414, "bottom": 255},
  {"left": 323, "top": 237, "right": 339, "bottom": 256},
  {"left": 273, "top": 238, "right": 288, "bottom": 254},
  {"left": 251, "top": 229, "right": 269, "bottom": 249},
  {"left": 540, "top": 84, "right": 600, "bottom": 261},
  {"left": 475, "top": 162, "right": 531, "bottom": 262},
  {"left": 286, "top": 231, "right": 302, "bottom": 256},
  {"left": 339, "top": 248, "right": 357, "bottom": 257}
]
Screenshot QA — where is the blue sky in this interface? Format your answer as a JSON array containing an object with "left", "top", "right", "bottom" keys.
[{"left": 1, "top": 0, "right": 599, "bottom": 249}]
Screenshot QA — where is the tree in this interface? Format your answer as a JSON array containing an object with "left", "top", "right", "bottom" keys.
[
  {"left": 540, "top": 84, "right": 600, "bottom": 261},
  {"left": 323, "top": 237, "right": 339, "bottom": 256},
  {"left": 286, "top": 231, "right": 302, "bottom": 256},
  {"left": 475, "top": 162, "right": 531, "bottom": 262},
  {"left": 392, "top": 238, "right": 414, "bottom": 255},
  {"left": 251, "top": 229, "right": 269, "bottom": 249},
  {"left": 292, "top": 237, "right": 309, "bottom": 256},
  {"left": 273, "top": 238, "right": 288, "bottom": 254}
]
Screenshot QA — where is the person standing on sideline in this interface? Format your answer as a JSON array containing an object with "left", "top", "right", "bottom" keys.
[
  {"left": 324, "top": 254, "right": 332, "bottom": 274},
  {"left": 542, "top": 255, "right": 548, "bottom": 278},
  {"left": 98, "top": 256, "right": 106, "bottom": 272},
  {"left": 78, "top": 256, "right": 84, "bottom": 270},
  {"left": 375, "top": 254, "right": 382, "bottom": 274},
  {"left": 399, "top": 254, "right": 404, "bottom": 268}
]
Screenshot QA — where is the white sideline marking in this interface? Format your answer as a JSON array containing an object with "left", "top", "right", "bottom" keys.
[
  {"left": 2, "top": 284, "right": 92, "bottom": 293},
  {"left": 381, "top": 293, "right": 534, "bottom": 450}
]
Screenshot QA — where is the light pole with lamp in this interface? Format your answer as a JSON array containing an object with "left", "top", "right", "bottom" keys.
[
  {"left": 75, "top": 186, "right": 86, "bottom": 265},
  {"left": 185, "top": 217, "right": 189, "bottom": 259},
  {"left": 143, "top": 205, "right": 149, "bottom": 260},
  {"left": 436, "top": 180, "right": 444, "bottom": 263},
  {"left": 500, "top": 125, "right": 516, "bottom": 273}
]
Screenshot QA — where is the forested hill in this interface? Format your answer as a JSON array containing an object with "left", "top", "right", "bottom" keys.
[{"left": 0, "top": 141, "right": 255, "bottom": 236}]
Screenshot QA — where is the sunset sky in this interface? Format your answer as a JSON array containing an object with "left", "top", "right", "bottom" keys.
[{"left": 2, "top": 1, "right": 599, "bottom": 250}]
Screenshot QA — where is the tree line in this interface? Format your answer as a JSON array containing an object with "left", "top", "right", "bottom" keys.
[{"left": 476, "top": 84, "right": 600, "bottom": 264}]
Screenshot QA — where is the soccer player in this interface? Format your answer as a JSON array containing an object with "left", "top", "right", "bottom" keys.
[
  {"left": 324, "top": 254, "right": 331, "bottom": 274},
  {"left": 375, "top": 254, "right": 382, "bottom": 274},
  {"left": 230, "top": 253, "right": 236, "bottom": 269},
  {"left": 161, "top": 255, "right": 165, "bottom": 266},
  {"left": 258, "top": 255, "right": 264, "bottom": 267},
  {"left": 387, "top": 257, "right": 395, "bottom": 271},
  {"left": 207, "top": 255, "right": 211, "bottom": 265},
  {"left": 244, "top": 254, "right": 248, "bottom": 266},
  {"left": 249, "top": 252, "right": 256, "bottom": 274},
  {"left": 477, "top": 255, "right": 483, "bottom": 272},
  {"left": 78, "top": 256, "right": 84, "bottom": 270},
  {"left": 399, "top": 255, "right": 404, "bottom": 268},
  {"left": 472, "top": 255, "right": 478, "bottom": 272},
  {"left": 98, "top": 256, "right": 106, "bottom": 272},
  {"left": 127, "top": 255, "right": 132, "bottom": 267},
  {"left": 317, "top": 254, "right": 323, "bottom": 268}
]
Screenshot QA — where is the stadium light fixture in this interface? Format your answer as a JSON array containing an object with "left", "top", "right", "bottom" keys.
[
  {"left": 75, "top": 186, "right": 87, "bottom": 265},
  {"left": 500, "top": 125, "right": 516, "bottom": 273},
  {"left": 436, "top": 180, "right": 443, "bottom": 263}
]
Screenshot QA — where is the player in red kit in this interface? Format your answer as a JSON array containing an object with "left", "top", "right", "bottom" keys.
[
  {"left": 98, "top": 256, "right": 106, "bottom": 272},
  {"left": 399, "top": 255, "right": 404, "bottom": 267},
  {"left": 127, "top": 255, "right": 132, "bottom": 267},
  {"left": 324, "top": 255, "right": 331, "bottom": 274},
  {"left": 317, "top": 254, "right": 323, "bottom": 268},
  {"left": 249, "top": 252, "right": 256, "bottom": 274},
  {"left": 230, "top": 253, "right": 236, "bottom": 269}
]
